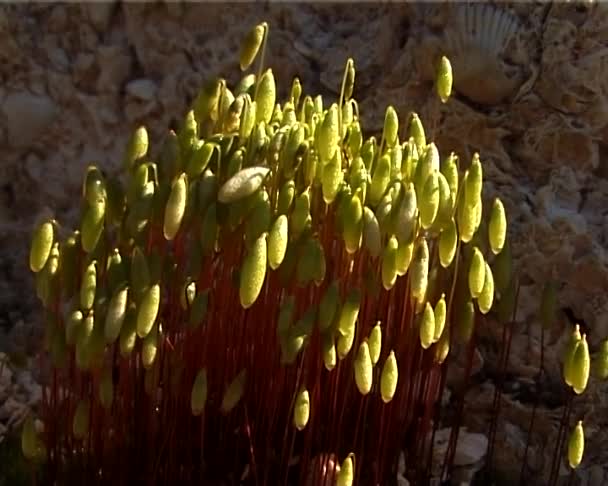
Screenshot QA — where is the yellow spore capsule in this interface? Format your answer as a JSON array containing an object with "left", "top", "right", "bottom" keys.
[
  {"left": 456, "top": 185, "right": 478, "bottom": 243},
  {"left": 30, "top": 220, "right": 54, "bottom": 273},
  {"left": 72, "top": 400, "right": 90, "bottom": 440},
  {"left": 119, "top": 305, "right": 137, "bottom": 358},
  {"left": 439, "top": 218, "right": 458, "bottom": 268},
  {"left": 255, "top": 69, "right": 276, "bottom": 124},
  {"left": 571, "top": 334, "right": 590, "bottom": 395},
  {"left": 338, "top": 288, "right": 361, "bottom": 338},
  {"left": 488, "top": 197, "right": 507, "bottom": 255},
  {"left": 381, "top": 236, "right": 399, "bottom": 290},
  {"left": 458, "top": 299, "right": 476, "bottom": 343},
  {"left": 124, "top": 125, "right": 148, "bottom": 170},
  {"left": 267, "top": 215, "right": 288, "bottom": 270},
  {"left": 419, "top": 302, "right": 435, "bottom": 350},
  {"left": 419, "top": 171, "right": 440, "bottom": 229},
  {"left": 337, "top": 454, "right": 354, "bottom": 486},
  {"left": 293, "top": 387, "right": 310, "bottom": 431},
  {"left": 477, "top": 262, "right": 494, "bottom": 314},
  {"left": 465, "top": 154, "right": 483, "bottom": 208},
  {"left": 380, "top": 350, "right": 398, "bottom": 403},
  {"left": 218, "top": 166, "right": 270, "bottom": 204},
  {"left": 395, "top": 240, "right": 414, "bottom": 276},
  {"left": 239, "top": 22, "right": 265, "bottom": 71},
  {"left": 568, "top": 420, "right": 584, "bottom": 469},
  {"left": 104, "top": 286, "right": 129, "bottom": 344},
  {"left": 436, "top": 55, "right": 453, "bottom": 103},
  {"left": 239, "top": 233, "right": 267, "bottom": 309},
  {"left": 395, "top": 183, "right": 417, "bottom": 244},
  {"left": 191, "top": 368, "right": 208, "bottom": 416},
  {"left": 410, "top": 239, "right": 429, "bottom": 304},
  {"left": 362, "top": 207, "right": 382, "bottom": 258},
  {"left": 369, "top": 154, "right": 391, "bottom": 207},
  {"left": 163, "top": 173, "right": 188, "bottom": 241},
  {"left": 441, "top": 152, "right": 459, "bottom": 197},
  {"left": 563, "top": 325, "right": 581, "bottom": 387},
  {"left": 343, "top": 192, "right": 364, "bottom": 254},
  {"left": 368, "top": 322, "right": 382, "bottom": 366},
  {"left": 80, "top": 261, "right": 97, "bottom": 311},
  {"left": 221, "top": 369, "right": 247, "bottom": 414},
  {"left": 322, "top": 332, "right": 337, "bottom": 371},
  {"left": 435, "top": 327, "right": 451, "bottom": 363},
  {"left": 321, "top": 150, "right": 343, "bottom": 204},
  {"left": 136, "top": 283, "right": 160, "bottom": 338},
  {"left": 354, "top": 341, "right": 373, "bottom": 395},
  {"left": 319, "top": 280, "right": 340, "bottom": 333},
  {"left": 433, "top": 294, "right": 447, "bottom": 343},
  {"left": 317, "top": 103, "right": 340, "bottom": 163},
  {"left": 468, "top": 247, "right": 485, "bottom": 299},
  {"left": 80, "top": 198, "right": 105, "bottom": 253},
  {"left": 408, "top": 113, "right": 426, "bottom": 155},
  {"left": 383, "top": 105, "right": 399, "bottom": 147}
]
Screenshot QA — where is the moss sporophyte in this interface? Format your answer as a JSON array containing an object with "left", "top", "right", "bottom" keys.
[{"left": 23, "top": 22, "right": 603, "bottom": 485}]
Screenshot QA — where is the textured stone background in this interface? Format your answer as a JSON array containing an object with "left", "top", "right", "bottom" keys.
[{"left": 0, "top": 2, "right": 607, "bottom": 483}]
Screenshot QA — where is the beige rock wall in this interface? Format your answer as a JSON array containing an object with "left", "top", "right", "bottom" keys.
[{"left": 1, "top": 1, "right": 607, "bottom": 482}]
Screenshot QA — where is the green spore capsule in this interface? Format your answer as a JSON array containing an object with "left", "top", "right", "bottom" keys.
[
  {"left": 419, "top": 302, "right": 435, "bottom": 350},
  {"left": 119, "top": 305, "right": 137, "bottom": 358},
  {"left": 571, "top": 334, "right": 590, "bottom": 395},
  {"left": 568, "top": 421, "right": 584, "bottom": 469},
  {"left": 136, "top": 283, "right": 160, "bottom": 338},
  {"left": 163, "top": 173, "right": 188, "bottom": 241},
  {"left": 30, "top": 220, "right": 54, "bottom": 273},
  {"left": 141, "top": 323, "right": 158, "bottom": 369},
  {"left": 408, "top": 113, "right": 426, "bottom": 155},
  {"left": 255, "top": 69, "right": 276, "bottom": 124},
  {"left": 369, "top": 154, "right": 391, "bottom": 207},
  {"left": 239, "top": 233, "right": 267, "bottom": 309},
  {"left": 488, "top": 197, "right": 507, "bottom": 254},
  {"left": 337, "top": 454, "right": 354, "bottom": 486},
  {"left": 322, "top": 150, "right": 344, "bottom": 204},
  {"left": 380, "top": 350, "right": 398, "bottom": 403},
  {"left": 457, "top": 299, "right": 476, "bottom": 343},
  {"left": 419, "top": 171, "right": 440, "bottom": 229},
  {"left": 221, "top": 369, "right": 247, "bottom": 414},
  {"left": 381, "top": 236, "right": 399, "bottom": 290},
  {"left": 368, "top": 322, "right": 382, "bottom": 366},
  {"left": 191, "top": 368, "right": 208, "bottom": 416},
  {"left": 80, "top": 198, "right": 105, "bottom": 253},
  {"left": 477, "top": 262, "right": 494, "bottom": 314},
  {"left": 124, "top": 126, "right": 148, "bottom": 170},
  {"left": 395, "top": 183, "right": 417, "bottom": 244},
  {"left": 240, "top": 22, "right": 265, "bottom": 71},
  {"left": 594, "top": 339, "right": 608, "bottom": 380},
  {"left": 319, "top": 280, "right": 340, "bottom": 333},
  {"left": 354, "top": 341, "right": 373, "bottom": 395},
  {"left": 383, "top": 105, "right": 399, "bottom": 148},
  {"left": 436, "top": 55, "right": 453, "bottom": 103},
  {"left": 439, "top": 218, "right": 458, "bottom": 268},
  {"left": 80, "top": 261, "right": 97, "bottom": 311},
  {"left": 465, "top": 154, "right": 483, "bottom": 208},
  {"left": 468, "top": 247, "right": 485, "bottom": 299},
  {"left": 410, "top": 239, "right": 429, "bottom": 304},
  {"left": 563, "top": 325, "right": 581, "bottom": 387},
  {"left": 218, "top": 166, "right": 270, "bottom": 204},
  {"left": 441, "top": 152, "right": 459, "bottom": 197},
  {"left": 293, "top": 387, "right": 310, "bottom": 431},
  {"left": 267, "top": 215, "right": 288, "bottom": 270},
  {"left": 322, "top": 332, "right": 337, "bottom": 371},
  {"left": 104, "top": 286, "right": 129, "bottom": 344},
  {"left": 317, "top": 103, "right": 340, "bottom": 163},
  {"left": 343, "top": 192, "right": 364, "bottom": 254},
  {"left": 433, "top": 294, "right": 447, "bottom": 343},
  {"left": 362, "top": 207, "right": 381, "bottom": 258}
]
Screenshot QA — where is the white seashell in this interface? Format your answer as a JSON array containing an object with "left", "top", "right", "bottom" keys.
[{"left": 439, "top": 4, "right": 526, "bottom": 105}]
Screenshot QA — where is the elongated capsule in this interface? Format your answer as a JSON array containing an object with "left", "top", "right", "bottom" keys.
[
  {"left": 255, "top": 69, "right": 276, "bottom": 124},
  {"left": 240, "top": 22, "right": 265, "bottom": 71},
  {"left": 381, "top": 236, "right": 399, "bottom": 290},
  {"left": 408, "top": 113, "right": 426, "bottom": 155},
  {"left": 337, "top": 327, "right": 356, "bottom": 361},
  {"left": 395, "top": 240, "right": 414, "bottom": 277},
  {"left": 344, "top": 58, "right": 356, "bottom": 100},
  {"left": 419, "top": 302, "right": 435, "bottom": 350},
  {"left": 354, "top": 341, "right": 373, "bottom": 395},
  {"left": 571, "top": 334, "right": 590, "bottom": 394},
  {"left": 104, "top": 286, "right": 129, "bottom": 343},
  {"left": 81, "top": 199, "right": 105, "bottom": 252},
  {"left": 456, "top": 185, "right": 478, "bottom": 243},
  {"left": 136, "top": 283, "right": 160, "bottom": 338},
  {"left": 433, "top": 294, "right": 447, "bottom": 343},
  {"left": 319, "top": 280, "right": 340, "bottom": 333},
  {"left": 119, "top": 305, "right": 137, "bottom": 357},
  {"left": 362, "top": 207, "right": 381, "bottom": 258},
  {"left": 419, "top": 171, "right": 440, "bottom": 229},
  {"left": 337, "top": 454, "right": 354, "bottom": 486},
  {"left": 489, "top": 197, "right": 507, "bottom": 255},
  {"left": 80, "top": 261, "right": 97, "bottom": 311},
  {"left": 343, "top": 192, "right": 364, "bottom": 254},
  {"left": 191, "top": 368, "right": 208, "bottom": 416},
  {"left": 317, "top": 103, "right": 340, "bottom": 163},
  {"left": 218, "top": 166, "right": 270, "bottom": 204},
  {"left": 322, "top": 332, "right": 337, "bottom": 371},
  {"left": 21, "top": 415, "right": 44, "bottom": 461},
  {"left": 458, "top": 299, "right": 476, "bottom": 343},
  {"left": 239, "top": 233, "right": 267, "bottom": 309},
  {"left": 338, "top": 288, "right": 360, "bottom": 337},
  {"left": 441, "top": 152, "right": 459, "bottom": 197},
  {"left": 277, "top": 180, "right": 296, "bottom": 215},
  {"left": 465, "top": 154, "right": 483, "bottom": 208},
  {"left": 369, "top": 154, "right": 391, "bottom": 207},
  {"left": 322, "top": 150, "right": 343, "bottom": 204},
  {"left": 124, "top": 126, "right": 148, "bottom": 170},
  {"left": 30, "top": 220, "right": 54, "bottom": 273},
  {"left": 436, "top": 55, "right": 453, "bottom": 103},
  {"left": 267, "top": 215, "right": 288, "bottom": 270},
  {"left": 563, "top": 325, "right": 581, "bottom": 387},
  {"left": 221, "top": 369, "right": 247, "bottom": 414},
  {"left": 568, "top": 421, "right": 584, "bottom": 469},
  {"left": 293, "top": 387, "right": 310, "bottom": 431},
  {"left": 395, "top": 183, "right": 417, "bottom": 244},
  {"left": 141, "top": 324, "right": 158, "bottom": 369},
  {"left": 435, "top": 327, "right": 451, "bottom": 363},
  {"left": 594, "top": 339, "right": 608, "bottom": 380},
  {"left": 410, "top": 239, "right": 429, "bottom": 304},
  {"left": 380, "top": 350, "right": 398, "bottom": 403},
  {"left": 383, "top": 105, "right": 399, "bottom": 147},
  {"left": 368, "top": 323, "right": 382, "bottom": 366},
  {"left": 439, "top": 218, "right": 458, "bottom": 268},
  {"left": 477, "top": 262, "right": 494, "bottom": 314},
  {"left": 72, "top": 400, "right": 90, "bottom": 440},
  {"left": 468, "top": 247, "right": 485, "bottom": 298}
]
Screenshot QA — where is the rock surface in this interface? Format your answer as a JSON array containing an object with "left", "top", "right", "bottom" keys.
[{"left": 1, "top": 2, "right": 607, "bottom": 484}]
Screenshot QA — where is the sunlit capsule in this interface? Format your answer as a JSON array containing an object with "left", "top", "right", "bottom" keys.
[
  {"left": 571, "top": 334, "right": 590, "bottom": 395},
  {"left": 419, "top": 302, "right": 435, "bottom": 350},
  {"left": 369, "top": 154, "right": 391, "bottom": 207},
  {"left": 468, "top": 247, "right": 485, "bottom": 298},
  {"left": 322, "top": 332, "right": 337, "bottom": 371},
  {"left": 124, "top": 126, "right": 148, "bottom": 170},
  {"left": 465, "top": 154, "right": 483, "bottom": 208},
  {"left": 267, "top": 215, "right": 288, "bottom": 270},
  {"left": 104, "top": 286, "right": 129, "bottom": 344},
  {"left": 255, "top": 69, "right": 276, "bottom": 124},
  {"left": 408, "top": 113, "right": 426, "bottom": 155},
  {"left": 322, "top": 150, "right": 343, "bottom": 204},
  {"left": 136, "top": 283, "right": 160, "bottom": 338},
  {"left": 410, "top": 239, "right": 429, "bottom": 304},
  {"left": 383, "top": 105, "right": 399, "bottom": 147},
  {"left": 436, "top": 55, "right": 453, "bottom": 103},
  {"left": 362, "top": 207, "right": 381, "bottom": 258},
  {"left": 368, "top": 322, "right": 382, "bottom": 366},
  {"left": 80, "top": 261, "right": 97, "bottom": 311},
  {"left": 380, "top": 350, "right": 398, "bottom": 403},
  {"left": 354, "top": 341, "right": 373, "bottom": 395},
  {"left": 317, "top": 103, "right": 340, "bottom": 163},
  {"left": 218, "top": 166, "right": 270, "bottom": 204},
  {"left": 439, "top": 218, "right": 458, "bottom": 268},
  {"left": 239, "top": 233, "right": 267, "bottom": 309},
  {"left": 563, "top": 325, "right": 581, "bottom": 387},
  {"left": 567, "top": 420, "right": 584, "bottom": 469},
  {"left": 337, "top": 454, "right": 354, "bottom": 486},
  {"left": 239, "top": 22, "right": 265, "bottom": 71},
  {"left": 419, "top": 171, "right": 440, "bottom": 229},
  {"left": 488, "top": 197, "right": 507, "bottom": 255},
  {"left": 433, "top": 294, "right": 447, "bottom": 343},
  {"left": 293, "top": 387, "right": 310, "bottom": 431},
  {"left": 29, "top": 220, "right": 54, "bottom": 273},
  {"left": 477, "top": 262, "right": 494, "bottom": 314},
  {"left": 381, "top": 236, "right": 399, "bottom": 291},
  {"left": 141, "top": 323, "right": 158, "bottom": 369}
]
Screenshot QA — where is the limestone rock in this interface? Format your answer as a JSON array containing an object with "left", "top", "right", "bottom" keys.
[{"left": 2, "top": 92, "right": 58, "bottom": 148}]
